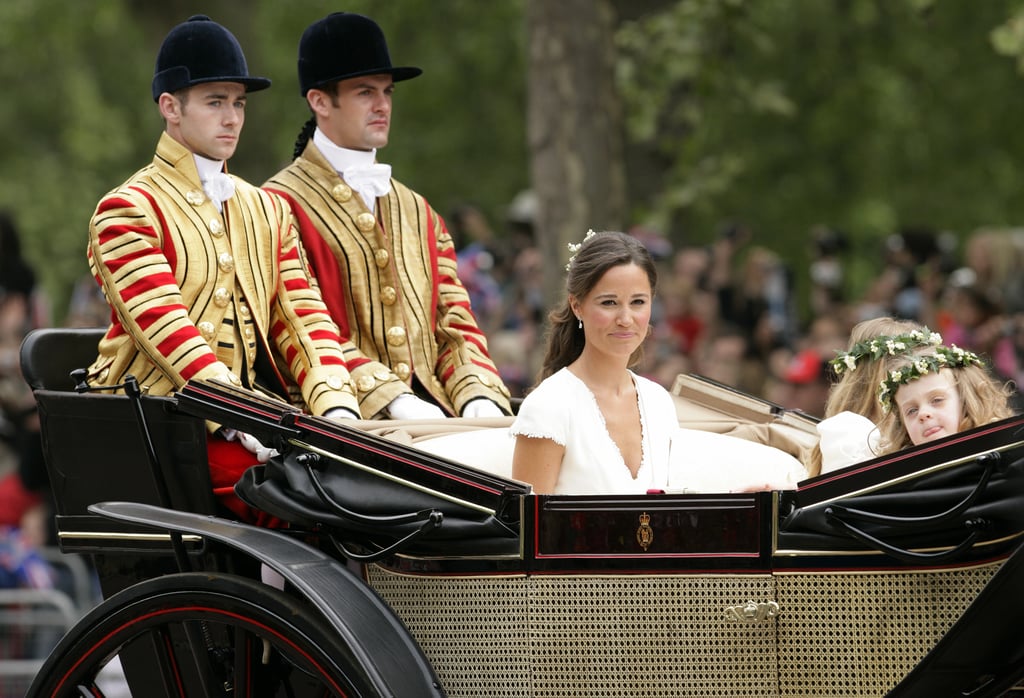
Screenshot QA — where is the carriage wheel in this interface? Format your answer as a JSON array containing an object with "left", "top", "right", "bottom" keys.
[{"left": 27, "top": 572, "right": 379, "bottom": 697}]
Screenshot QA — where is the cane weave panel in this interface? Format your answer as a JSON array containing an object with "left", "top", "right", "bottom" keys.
[
  {"left": 368, "top": 567, "right": 777, "bottom": 697},
  {"left": 366, "top": 567, "right": 532, "bottom": 698},
  {"left": 774, "top": 562, "right": 1001, "bottom": 697},
  {"left": 526, "top": 575, "right": 778, "bottom": 697},
  {"left": 369, "top": 562, "right": 1003, "bottom": 697}
]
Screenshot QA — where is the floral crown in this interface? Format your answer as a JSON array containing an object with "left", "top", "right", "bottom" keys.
[
  {"left": 877, "top": 344, "right": 983, "bottom": 413},
  {"left": 565, "top": 229, "right": 597, "bottom": 271},
  {"left": 830, "top": 327, "right": 942, "bottom": 376}
]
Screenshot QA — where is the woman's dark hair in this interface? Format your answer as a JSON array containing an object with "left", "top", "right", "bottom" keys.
[{"left": 539, "top": 231, "right": 658, "bottom": 380}]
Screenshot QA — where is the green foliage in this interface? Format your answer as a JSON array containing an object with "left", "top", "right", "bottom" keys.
[
  {"left": 617, "top": 0, "right": 1024, "bottom": 313},
  {"left": 0, "top": 0, "right": 153, "bottom": 319}
]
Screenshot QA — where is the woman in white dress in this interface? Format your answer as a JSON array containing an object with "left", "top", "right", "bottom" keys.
[{"left": 510, "top": 231, "right": 677, "bottom": 494}]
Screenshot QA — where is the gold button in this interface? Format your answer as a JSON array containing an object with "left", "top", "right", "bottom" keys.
[
  {"left": 198, "top": 321, "right": 216, "bottom": 340},
  {"left": 380, "top": 286, "right": 397, "bottom": 305},
  {"left": 332, "top": 183, "right": 352, "bottom": 202},
  {"left": 238, "top": 302, "right": 250, "bottom": 316},
  {"left": 394, "top": 362, "right": 411, "bottom": 381},
  {"left": 373, "top": 367, "right": 391, "bottom": 381},
  {"left": 218, "top": 252, "right": 234, "bottom": 273},
  {"left": 326, "top": 375, "right": 344, "bottom": 390},
  {"left": 244, "top": 327, "right": 253, "bottom": 338},
  {"left": 386, "top": 326, "right": 406, "bottom": 346},
  {"left": 213, "top": 287, "right": 230, "bottom": 307},
  {"left": 374, "top": 249, "right": 390, "bottom": 268},
  {"left": 209, "top": 219, "right": 224, "bottom": 236},
  {"left": 356, "top": 375, "right": 376, "bottom": 393},
  {"left": 356, "top": 212, "right": 376, "bottom": 232},
  {"left": 186, "top": 190, "right": 206, "bottom": 206}
]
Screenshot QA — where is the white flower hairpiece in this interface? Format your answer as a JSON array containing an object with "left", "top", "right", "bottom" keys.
[
  {"left": 830, "top": 328, "right": 942, "bottom": 376},
  {"left": 877, "top": 344, "right": 982, "bottom": 413},
  {"left": 566, "top": 229, "right": 597, "bottom": 271}
]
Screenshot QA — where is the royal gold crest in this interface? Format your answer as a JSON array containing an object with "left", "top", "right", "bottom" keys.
[{"left": 636, "top": 512, "right": 654, "bottom": 551}]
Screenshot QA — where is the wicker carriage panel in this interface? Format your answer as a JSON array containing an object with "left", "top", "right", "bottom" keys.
[
  {"left": 366, "top": 566, "right": 533, "bottom": 698},
  {"left": 527, "top": 575, "right": 778, "bottom": 698},
  {"left": 368, "top": 567, "right": 777, "bottom": 697},
  {"left": 370, "top": 561, "right": 1007, "bottom": 697},
  {"left": 774, "top": 562, "right": 1001, "bottom": 697}
]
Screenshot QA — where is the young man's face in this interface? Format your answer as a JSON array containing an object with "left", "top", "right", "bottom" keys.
[
  {"left": 162, "top": 81, "right": 247, "bottom": 161},
  {"left": 895, "top": 369, "right": 963, "bottom": 445},
  {"left": 316, "top": 74, "right": 394, "bottom": 151}
]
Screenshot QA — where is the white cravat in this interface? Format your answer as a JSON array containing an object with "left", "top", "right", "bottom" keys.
[
  {"left": 193, "top": 154, "right": 235, "bottom": 212},
  {"left": 313, "top": 128, "right": 391, "bottom": 212},
  {"left": 342, "top": 163, "right": 392, "bottom": 210}
]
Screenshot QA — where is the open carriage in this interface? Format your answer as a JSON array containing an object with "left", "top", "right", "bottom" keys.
[{"left": 18, "top": 327, "right": 1024, "bottom": 697}]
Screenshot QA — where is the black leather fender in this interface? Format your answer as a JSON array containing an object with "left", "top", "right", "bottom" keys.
[{"left": 89, "top": 501, "right": 445, "bottom": 698}]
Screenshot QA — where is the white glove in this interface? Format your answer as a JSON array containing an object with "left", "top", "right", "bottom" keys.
[
  {"left": 386, "top": 393, "right": 446, "bottom": 420},
  {"left": 323, "top": 407, "right": 361, "bottom": 421},
  {"left": 461, "top": 398, "right": 504, "bottom": 418},
  {"left": 221, "top": 428, "right": 278, "bottom": 464}
]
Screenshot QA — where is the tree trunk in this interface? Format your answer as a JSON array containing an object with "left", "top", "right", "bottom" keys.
[{"left": 526, "top": 0, "right": 627, "bottom": 311}]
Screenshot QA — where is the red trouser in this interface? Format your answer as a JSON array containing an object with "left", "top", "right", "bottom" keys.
[{"left": 206, "top": 434, "right": 284, "bottom": 528}]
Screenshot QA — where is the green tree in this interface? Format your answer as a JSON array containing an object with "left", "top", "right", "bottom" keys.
[{"left": 617, "top": 0, "right": 1024, "bottom": 316}]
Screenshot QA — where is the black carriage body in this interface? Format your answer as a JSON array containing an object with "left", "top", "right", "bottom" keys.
[
  {"left": 20, "top": 328, "right": 1024, "bottom": 697},
  {"left": 176, "top": 378, "right": 1024, "bottom": 697}
]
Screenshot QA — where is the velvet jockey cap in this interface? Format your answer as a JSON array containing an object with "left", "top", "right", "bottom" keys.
[
  {"left": 152, "top": 15, "right": 271, "bottom": 102},
  {"left": 298, "top": 12, "right": 422, "bottom": 96}
]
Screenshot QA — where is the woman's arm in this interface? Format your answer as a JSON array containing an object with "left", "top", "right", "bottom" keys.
[{"left": 511, "top": 434, "right": 566, "bottom": 494}]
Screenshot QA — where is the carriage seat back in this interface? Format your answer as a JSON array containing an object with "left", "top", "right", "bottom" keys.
[{"left": 18, "top": 328, "right": 215, "bottom": 524}]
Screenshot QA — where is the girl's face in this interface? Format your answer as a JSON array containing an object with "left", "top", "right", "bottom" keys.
[
  {"left": 894, "top": 369, "right": 963, "bottom": 445},
  {"left": 571, "top": 263, "right": 652, "bottom": 361}
]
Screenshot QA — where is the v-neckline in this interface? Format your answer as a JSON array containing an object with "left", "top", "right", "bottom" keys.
[{"left": 568, "top": 369, "right": 648, "bottom": 480}]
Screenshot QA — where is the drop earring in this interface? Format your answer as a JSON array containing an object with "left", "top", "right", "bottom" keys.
[{"left": 577, "top": 318, "right": 583, "bottom": 329}]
